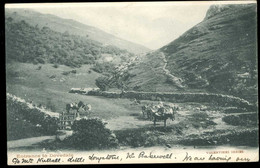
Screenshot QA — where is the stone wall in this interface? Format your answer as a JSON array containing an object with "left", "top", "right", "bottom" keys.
[{"left": 86, "top": 90, "right": 255, "bottom": 109}]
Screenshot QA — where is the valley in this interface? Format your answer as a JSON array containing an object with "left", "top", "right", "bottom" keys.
[{"left": 5, "top": 3, "right": 258, "bottom": 153}]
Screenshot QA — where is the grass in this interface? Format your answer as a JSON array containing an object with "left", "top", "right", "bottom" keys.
[
  {"left": 6, "top": 62, "right": 141, "bottom": 119},
  {"left": 187, "top": 112, "right": 217, "bottom": 129},
  {"left": 6, "top": 62, "right": 100, "bottom": 91}
]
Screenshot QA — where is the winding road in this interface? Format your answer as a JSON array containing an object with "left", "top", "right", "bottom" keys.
[{"left": 159, "top": 52, "right": 185, "bottom": 88}]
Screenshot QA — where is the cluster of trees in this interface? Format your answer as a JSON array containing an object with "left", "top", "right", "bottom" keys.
[
  {"left": 95, "top": 73, "right": 129, "bottom": 91},
  {"left": 5, "top": 17, "right": 129, "bottom": 67},
  {"left": 91, "top": 62, "right": 115, "bottom": 74}
]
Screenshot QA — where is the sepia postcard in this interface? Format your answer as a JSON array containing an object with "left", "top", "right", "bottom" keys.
[{"left": 5, "top": 1, "right": 258, "bottom": 165}]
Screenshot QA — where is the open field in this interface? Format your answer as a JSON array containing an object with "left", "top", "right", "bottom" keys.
[{"left": 6, "top": 62, "right": 137, "bottom": 119}]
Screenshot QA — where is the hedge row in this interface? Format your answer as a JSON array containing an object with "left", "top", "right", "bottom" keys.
[
  {"left": 86, "top": 90, "right": 255, "bottom": 109},
  {"left": 222, "top": 113, "right": 258, "bottom": 126},
  {"left": 6, "top": 93, "right": 59, "bottom": 135},
  {"left": 179, "top": 128, "right": 258, "bottom": 147}
]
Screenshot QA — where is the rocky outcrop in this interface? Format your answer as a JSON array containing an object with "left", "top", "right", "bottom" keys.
[{"left": 204, "top": 4, "right": 233, "bottom": 20}]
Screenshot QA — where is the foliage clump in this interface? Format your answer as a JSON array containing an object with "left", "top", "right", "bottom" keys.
[
  {"left": 222, "top": 113, "right": 257, "bottom": 126},
  {"left": 95, "top": 76, "right": 112, "bottom": 91},
  {"left": 64, "top": 118, "right": 118, "bottom": 150},
  {"left": 6, "top": 94, "right": 59, "bottom": 140}
]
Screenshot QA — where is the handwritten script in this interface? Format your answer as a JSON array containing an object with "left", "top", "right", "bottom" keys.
[{"left": 10, "top": 150, "right": 251, "bottom": 164}]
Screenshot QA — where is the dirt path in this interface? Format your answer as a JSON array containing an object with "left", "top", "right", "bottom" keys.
[
  {"left": 106, "top": 116, "right": 152, "bottom": 130},
  {"left": 7, "top": 136, "right": 56, "bottom": 148},
  {"left": 106, "top": 114, "right": 182, "bottom": 131},
  {"left": 7, "top": 131, "right": 72, "bottom": 149},
  {"left": 106, "top": 104, "right": 208, "bottom": 131},
  {"left": 160, "top": 52, "right": 185, "bottom": 88}
]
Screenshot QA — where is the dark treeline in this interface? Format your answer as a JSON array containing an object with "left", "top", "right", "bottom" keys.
[{"left": 5, "top": 17, "right": 131, "bottom": 67}]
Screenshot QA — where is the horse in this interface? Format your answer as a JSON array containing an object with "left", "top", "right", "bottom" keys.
[
  {"left": 66, "top": 102, "right": 78, "bottom": 113},
  {"left": 151, "top": 106, "right": 175, "bottom": 128},
  {"left": 141, "top": 105, "right": 147, "bottom": 117},
  {"left": 66, "top": 101, "right": 84, "bottom": 113},
  {"left": 82, "top": 104, "right": 92, "bottom": 116},
  {"left": 141, "top": 104, "right": 154, "bottom": 120},
  {"left": 66, "top": 101, "right": 92, "bottom": 115}
]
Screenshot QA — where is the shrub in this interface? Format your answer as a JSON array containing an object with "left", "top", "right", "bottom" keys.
[
  {"left": 53, "top": 64, "right": 59, "bottom": 68},
  {"left": 179, "top": 129, "right": 258, "bottom": 147},
  {"left": 71, "top": 70, "right": 77, "bottom": 74},
  {"left": 91, "top": 62, "right": 115, "bottom": 74},
  {"left": 49, "top": 75, "right": 56, "bottom": 79},
  {"left": 62, "top": 71, "right": 70, "bottom": 75},
  {"left": 64, "top": 118, "right": 118, "bottom": 150},
  {"left": 188, "top": 112, "right": 217, "bottom": 128},
  {"left": 35, "top": 57, "right": 45, "bottom": 64},
  {"left": 36, "top": 66, "right": 42, "bottom": 70},
  {"left": 222, "top": 113, "right": 257, "bottom": 126},
  {"left": 95, "top": 76, "right": 111, "bottom": 91},
  {"left": 46, "top": 97, "right": 56, "bottom": 112}
]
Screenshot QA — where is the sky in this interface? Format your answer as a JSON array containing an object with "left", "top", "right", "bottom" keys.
[{"left": 5, "top": 2, "right": 254, "bottom": 49}]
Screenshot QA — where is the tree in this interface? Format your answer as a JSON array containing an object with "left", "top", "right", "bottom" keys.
[
  {"left": 65, "top": 118, "right": 118, "bottom": 150},
  {"left": 6, "top": 17, "right": 13, "bottom": 23},
  {"left": 95, "top": 76, "right": 111, "bottom": 91}
]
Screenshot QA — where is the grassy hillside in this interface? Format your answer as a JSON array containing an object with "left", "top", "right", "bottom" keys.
[
  {"left": 6, "top": 62, "right": 140, "bottom": 119},
  {"left": 5, "top": 8, "right": 150, "bottom": 54},
  {"left": 160, "top": 4, "right": 257, "bottom": 102},
  {"left": 112, "top": 51, "right": 184, "bottom": 92}
]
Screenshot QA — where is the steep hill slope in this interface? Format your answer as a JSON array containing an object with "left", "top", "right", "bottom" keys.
[
  {"left": 160, "top": 4, "right": 257, "bottom": 102},
  {"left": 5, "top": 17, "right": 134, "bottom": 67},
  {"left": 112, "top": 4, "right": 257, "bottom": 103},
  {"left": 5, "top": 8, "right": 150, "bottom": 54}
]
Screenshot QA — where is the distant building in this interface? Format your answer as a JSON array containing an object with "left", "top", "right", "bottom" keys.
[{"left": 58, "top": 112, "right": 80, "bottom": 130}]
